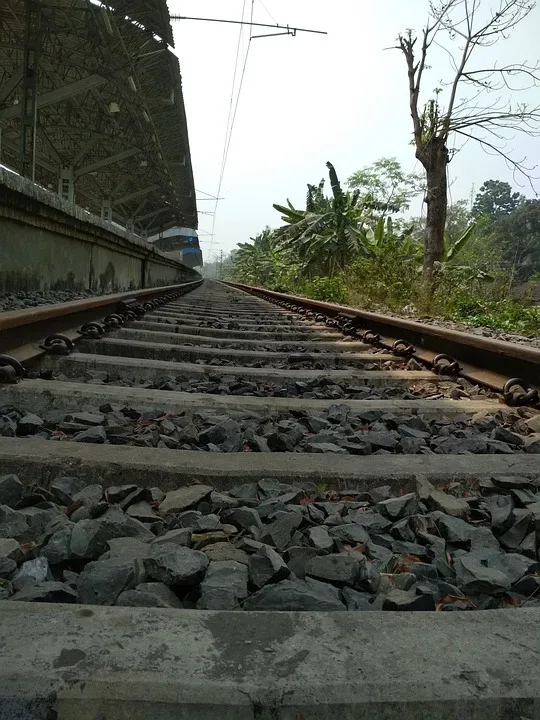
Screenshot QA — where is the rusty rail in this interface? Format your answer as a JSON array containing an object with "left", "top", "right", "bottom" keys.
[
  {"left": 225, "top": 281, "right": 540, "bottom": 407},
  {"left": 0, "top": 279, "right": 202, "bottom": 379}
]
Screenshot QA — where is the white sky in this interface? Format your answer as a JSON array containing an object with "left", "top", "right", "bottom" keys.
[{"left": 169, "top": 0, "right": 540, "bottom": 262}]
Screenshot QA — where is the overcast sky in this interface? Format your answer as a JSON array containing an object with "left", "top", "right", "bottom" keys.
[{"left": 170, "top": 0, "right": 540, "bottom": 262}]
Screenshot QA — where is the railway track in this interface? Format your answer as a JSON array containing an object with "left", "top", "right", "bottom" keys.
[{"left": 0, "top": 278, "right": 539, "bottom": 616}]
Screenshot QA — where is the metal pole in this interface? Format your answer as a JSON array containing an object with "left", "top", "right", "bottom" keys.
[{"left": 20, "top": 0, "right": 42, "bottom": 181}]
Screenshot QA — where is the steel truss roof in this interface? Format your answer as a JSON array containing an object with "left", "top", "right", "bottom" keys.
[{"left": 0, "top": 0, "right": 197, "bottom": 233}]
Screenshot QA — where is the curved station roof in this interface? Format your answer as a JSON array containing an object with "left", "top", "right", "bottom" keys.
[{"left": 0, "top": 0, "right": 197, "bottom": 234}]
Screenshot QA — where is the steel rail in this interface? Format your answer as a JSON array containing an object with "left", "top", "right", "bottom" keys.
[
  {"left": 0, "top": 280, "right": 202, "bottom": 375},
  {"left": 225, "top": 282, "right": 540, "bottom": 407}
]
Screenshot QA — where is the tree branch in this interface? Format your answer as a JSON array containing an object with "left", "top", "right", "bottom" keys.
[{"left": 454, "top": 128, "right": 539, "bottom": 191}]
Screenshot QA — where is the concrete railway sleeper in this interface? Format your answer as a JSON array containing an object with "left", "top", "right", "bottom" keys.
[{"left": 0, "top": 278, "right": 539, "bottom": 718}]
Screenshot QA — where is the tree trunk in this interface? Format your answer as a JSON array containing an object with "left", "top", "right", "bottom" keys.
[{"left": 419, "top": 139, "right": 449, "bottom": 288}]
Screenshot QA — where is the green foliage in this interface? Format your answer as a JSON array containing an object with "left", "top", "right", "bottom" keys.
[
  {"left": 487, "top": 199, "right": 540, "bottom": 282},
  {"left": 444, "top": 200, "right": 473, "bottom": 247},
  {"left": 445, "top": 296, "right": 540, "bottom": 336},
  {"left": 273, "top": 162, "right": 368, "bottom": 279},
  {"left": 444, "top": 222, "right": 477, "bottom": 263},
  {"left": 300, "top": 277, "right": 348, "bottom": 304},
  {"left": 472, "top": 180, "right": 524, "bottom": 221},
  {"left": 347, "top": 157, "right": 424, "bottom": 214},
  {"left": 229, "top": 160, "right": 539, "bottom": 337}
]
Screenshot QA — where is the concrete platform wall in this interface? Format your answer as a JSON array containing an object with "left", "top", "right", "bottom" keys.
[{"left": 0, "top": 169, "right": 199, "bottom": 293}]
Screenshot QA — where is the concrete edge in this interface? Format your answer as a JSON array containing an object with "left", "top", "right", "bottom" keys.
[
  {"left": 0, "top": 438, "right": 538, "bottom": 491},
  {"left": 0, "top": 168, "right": 195, "bottom": 274},
  {"left": 1, "top": 378, "right": 505, "bottom": 417},
  {"left": 49, "top": 351, "right": 441, "bottom": 385},
  {"left": 0, "top": 604, "right": 538, "bottom": 720}
]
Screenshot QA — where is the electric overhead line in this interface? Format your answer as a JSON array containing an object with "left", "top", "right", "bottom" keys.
[
  {"left": 257, "top": 0, "right": 278, "bottom": 25},
  {"left": 174, "top": 4, "right": 327, "bottom": 248},
  {"left": 169, "top": 16, "right": 327, "bottom": 38},
  {"left": 209, "top": 0, "right": 254, "bottom": 247}
]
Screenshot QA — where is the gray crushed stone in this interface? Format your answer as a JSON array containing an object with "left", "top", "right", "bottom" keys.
[{"left": 1, "top": 473, "right": 538, "bottom": 611}]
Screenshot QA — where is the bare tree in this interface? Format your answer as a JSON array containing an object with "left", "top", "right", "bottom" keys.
[{"left": 397, "top": 0, "right": 540, "bottom": 287}]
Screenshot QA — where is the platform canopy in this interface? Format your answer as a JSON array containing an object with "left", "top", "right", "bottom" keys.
[{"left": 0, "top": 0, "right": 197, "bottom": 234}]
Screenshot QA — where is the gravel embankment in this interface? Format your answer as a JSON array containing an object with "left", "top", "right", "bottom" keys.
[
  {"left": 40, "top": 363, "right": 500, "bottom": 402},
  {"left": 1, "top": 473, "right": 538, "bottom": 610},
  {"left": 0, "top": 289, "right": 103, "bottom": 313},
  {"left": 2, "top": 402, "right": 539, "bottom": 455}
]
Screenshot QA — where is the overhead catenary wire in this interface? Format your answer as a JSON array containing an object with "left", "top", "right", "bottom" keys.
[
  {"left": 257, "top": 0, "right": 278, "bottom": 25},
  {"left": 210, "top": 0, "right": 255, "bottom": 246}
]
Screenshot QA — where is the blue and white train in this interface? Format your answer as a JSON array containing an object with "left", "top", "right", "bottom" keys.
[{"left": 149, "top": 227, "right": 203, "bottom": 269}]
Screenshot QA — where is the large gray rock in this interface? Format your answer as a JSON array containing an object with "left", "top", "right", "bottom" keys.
[
  {"left": 222, "top": 506, "right": 263, "bottom": 532},
  {"left": 12, "top": 557, "right": 52, "bottom": 591},
  {"left": 261, "top": 511, "right": 302, "bottom": 551},
  {"left": 102, "top": 537, "right": 154, "bottom": 561},
  {"left": 491, "top": 476, "right": 534, "bottom": 490},
  {"left": 0, "top": 475, "right": 23, "bottom": 508},
  {"left": 248, "top": 545, "right": 290, "bottom": 589},
  {"left": 258, "top": 478, "right": 304, "bottom": 500},
  {"left": 498, "top": 509, "right": 534, "bottom": 551},
  {"left": 377, "top": 493, "right": 420, "bottom": 520},
  {"left": 342, "top": 586, "right": 374, "bottom": 610},
  {"left": 70, "top": 507, "right": 153, "bottom": 560},
  {"left": 210, "top": 491, "right": 239, "bottom": 511},
  {"left": 50, "top": 476, "right": 88, "bottom": 505},
  {"left": 116, "top": 582, "right": 183, "bottom": 608},
  {"left": 73, "top": 426, "right": 107, "bottom": 444},
  {"left": 203, "top": 542, "right": 249, "bottom": 565},
  {"left": 305, "top": 552, "right": 369, "bottom": 588},
  {"left": 17, "top": 413, "right": 44, "bottom": 436},
  {"left": 0, "top": 556, "right": 16, "bottom": 579},
  {"left": 308, "top": 526, "right": 334, "bottom": 553},
  {"left": 485, "top": 495, "right": 515, "bottom": 533},
  {"left": 11, "top": 581, "right": 78, "bottom": 603},
  {"left": 197, "top": 560, "right": 248, "bottom": 609},
  {"left": 152, "top": 529, "right": 192, "bottom": 548},
  {"left": 0, "top": 537, "right": 21, "bottom": 562},
  {"left": 427, "top": 490, "right": 469, "bottom": 518},
  {"left": 72, "top": 411, "right": 105, "bottom": 426},
  {"left": 529, "top": 501, "right": 540, "bottom": 531},
  {"left": 0, "top": 504, "right": 28, "bottom": 538},
  {"left": 434, "top": 437, "right": 487, "bottom": 454},
  {"left": 228, "top": 483, "right": 259, "bottom": 501},
  {"left": 20, "top": 505, "right": 60, "bottom": 534},
  {"left": 285, "top": 546, "right": 319, "bottom": 579},
  {"left": 159, "top": 485, "right": 213, "bottom": 515},
  {"left": 244, "top": 577, "right": 346, "bottom": 611},
  {"left": 105, "top": 485, "right": 138, "bottom": 503},
  {"left": 126, "top": 501, "right": 158, "bottom": 523},
  {"left": 72, "top": 484, "right": 103, "bottom": 508},
  {"left": 329, "top": 524, "right": 369, "bottom": 545},
  {"left": 454, "top": 553, "right": 512, "bottom": 595},
  {"left": 40, "top": 524, "right": 74, "bottom": 565},
  {"left": 349, "top": 511, "right": 391, "bottom": 534},
  {"left": 524, "top": 434, "right": 540, "bottom": 453},
  {"left": 76, "top": 557, "right": 141, "bottom": 605},
  {"left": 144, "top": 545, "right": 209, "bottom": 586},
  {"left": 432, "top": 512, "right": 475, "bottom": 545},
  {"left": 382, "top": 588, "right": 436, "bottom": 611}
]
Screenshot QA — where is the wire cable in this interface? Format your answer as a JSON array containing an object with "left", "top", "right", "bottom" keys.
[
  {"left": 210, "top": 0, "right": 255, "bottom": 244},
  {"left": 213, "top": 0, "right": 247, "bottom": 219},
  {"left": 257, "top": 0, "right": 278, "bottom": 25}
]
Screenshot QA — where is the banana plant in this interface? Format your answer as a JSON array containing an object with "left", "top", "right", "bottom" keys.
[
  {"left": 437, "top": 222, "right": 493, "bottom": 281},
  {"left": 273, "top": 162, "right": 369, "bottom": 278},
  {"left": 443, "top": 222, "right": 477, "bottom": 262},
  {"left": 365, "top": 216, "right": 423, "bottom": 259}
]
